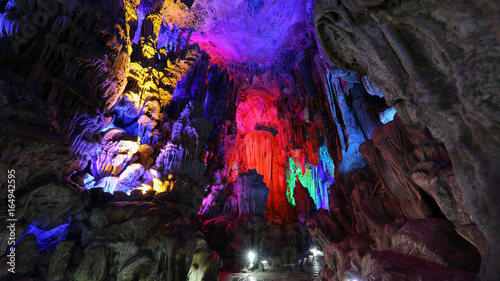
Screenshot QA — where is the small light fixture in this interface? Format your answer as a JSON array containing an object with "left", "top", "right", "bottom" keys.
[
  {"left": 248, "top": 251, "right": 255, "bottom": 263},
  {"left": 310, "top": 247, "right": 321, "bottom": 256}
]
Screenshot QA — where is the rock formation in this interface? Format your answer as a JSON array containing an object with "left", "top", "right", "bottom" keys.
[
  {"left": 314, "top": 0, "right": 500, "bottom": 279},
  {"left": 0, "top": 0, "right": 220, "bottom": 280},
  {"left": 234, "top": 169, "right": 270, "bottom": 218}
]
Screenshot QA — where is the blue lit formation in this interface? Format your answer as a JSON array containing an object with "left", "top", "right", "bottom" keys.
[
  {"left": 379, "top": 107, "right": 397, "bottom": 124},
  {"left": 325, "top": 70, "right": 368, "bottom": 176},
  {"left": 83, "top": 173, "right": 95, "bottom": 189},
  {"left": 131, "top": 2, "right": 148, "bottom": 44},
  {"left": 157, "top": 24, "right": 187, "bottom": 52},
  {"left": 17, "top": 222, "right": 71, "bottom": 251}
]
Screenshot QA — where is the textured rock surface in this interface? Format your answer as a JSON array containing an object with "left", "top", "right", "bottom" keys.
[
  {"left": 0, "top": 0, "right": 221, "bottom": 280},
  {"left": 192, "top": 0, "right": 314, "bottom": 63},
  {"left": 9, "top": 234, "right": 39, "bottom": 275},
  {"left": 309, "top": 117, "right": 483, "bottom": 280},
  {"left": 360, "top": 117, "right": 485, "bottom": 252},
  {"left": 234, "top": 169, "right": 270, "bottom": 217},
  {"left": 362, "top": 251, "right": 477, "bottom": 281},
  {"left": 314, "top": 0, "right": 500, "bottom": 279},
  {"left": 47, "top": 240, "right": 75, "bottom": 281},
  {"left": 391, "top": 219, "right": 481, "bottom": 273},
  {"left": 72, "top": 200, "right": 220, "bottom": 281},
  {"left": 200, "top": 176, "right": 310, "bottom": 270},
  {"left": 293, "top": 176, "right": 316, "bottom": 220}
]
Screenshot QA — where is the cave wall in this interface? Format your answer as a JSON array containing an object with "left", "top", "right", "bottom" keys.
[
  {"left": 0, "top": 0, "right": 222, "bottom": 280},
  {"left": 314, "top": 0, "right": 499, "bottom": 280}
]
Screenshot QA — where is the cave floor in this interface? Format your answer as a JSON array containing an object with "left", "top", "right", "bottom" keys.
[{"left": 218, "top": 256, "right": 324, "bottom": 281}]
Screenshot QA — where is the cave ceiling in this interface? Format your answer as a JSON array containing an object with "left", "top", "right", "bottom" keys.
[{"left": 191, "top": 0, "right": 313, "bottom": 63}]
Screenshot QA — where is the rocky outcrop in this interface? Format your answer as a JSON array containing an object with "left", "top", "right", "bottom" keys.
[
  {"left": 310, "top": 117, "right": 483, "bottom": 280},
  {"left": 391, "top": 219, "right": 481, "bottom": 273},
  {"left": 71, "top": 200, "right": 220, "bottom": 281},
  {"left": 0, "top": 188, "right": 221, "bottom": 280},
  {"left": 362, "top": 251, "right": 477, "bottom": 281},
  {"left": 47, "top": 240, "right": 75, "bottom": 281},
  {"left": 293, "top": 176, "right": 316, "bottom": 220},
  {"left": 199, "top": 170, "right": 311, "bottom": 271},
  {"left": 314, "top": 0, "right": 500, "bottom": 279},
  {"left": 361, "top": 119, "right": 434, "bottom": 220},
  {"left": 0, "top": 0, "right": 222, "bottom": 280},
  {"left": 360, "top": 117, "right": 485, "bottom": 253},
  {"left": 234, "top": 169, "right": 270, "bottom": 218}
]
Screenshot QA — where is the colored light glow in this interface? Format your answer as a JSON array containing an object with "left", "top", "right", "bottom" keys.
[
  {"left": 97, "top": 177, "right": 120, "bottom": 193},
  {"left": 379, "top": 107, "right": 397, "bottom": 124},
  {"left": 325, "top": 71, "right": 368, "bottom": 175},
  {"left": 83, "top": 173, "right": 95, "bottom": 189},
  {"left": 286, "top": 142, "right": 334, "bottom": 209},
  {"left": 111, "top": 140, "right": 140, "bottom": 155},
  {"left": 131, "top": 2, "right": 149, "bottom": 44},
  {"left": 191, "top": 0, "right": 309, "bottom": 63},
  {"left": 100, "top": 120, "right": 118, "bottom": 132},
  {"left": 152, "top": 178, "right": 168, "bottom": 193},
  {"left": 131, "top": 184, "right": 153, "bottom": 195},
  {"left": 157, "top": 24, "right": 184, "bottom": 51},
  {"left": 86, "top": 138, "right": 149, "bottom": 194},
  {"left": 18, "top": 222, "right": 70, "bottom": 251},
  {"left": 319, "top": 143, "right": 335, "bottom": 180}
]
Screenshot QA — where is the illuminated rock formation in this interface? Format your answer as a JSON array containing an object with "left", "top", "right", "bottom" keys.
[
  {"left": 234, "top": 169, "right": 270, "bottom": 218},
  {"left": 292, "top": 176, "right": 316, "bottom": 220},
  {"left": 0, "top": 0, "right": 219, "bottom": 280}
]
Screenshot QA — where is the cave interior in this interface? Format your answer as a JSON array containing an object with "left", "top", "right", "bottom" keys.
[{"left": 0, "top": 0, "right": 499, "bottom": 280}]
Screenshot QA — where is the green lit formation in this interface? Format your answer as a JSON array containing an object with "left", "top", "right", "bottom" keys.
[{"left": 286, "top": 143, "right": 335, "bottom": 209}]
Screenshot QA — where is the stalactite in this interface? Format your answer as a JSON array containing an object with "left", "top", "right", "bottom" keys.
[
  {"left": 325, "top": 74, "right": 368, "bottom": 178},
  {"left": 242, "top": 130, "right": 277, "bottom": 211},
  {"left": 286, "top": 141, "right": 334, "bottom": 211}
]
